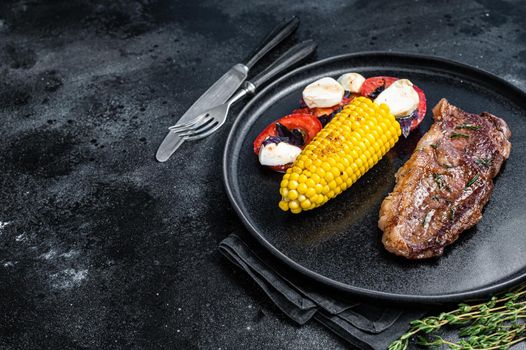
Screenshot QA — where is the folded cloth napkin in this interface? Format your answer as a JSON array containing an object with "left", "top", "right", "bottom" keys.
[{"left": 219, "top": 233, "right": 428, "bottom": 350}]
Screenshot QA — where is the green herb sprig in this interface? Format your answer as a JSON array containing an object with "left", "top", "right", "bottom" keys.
[
  {"left": 465, "top": 174, "right": 480, "bottom": 188},
  {"left": 433, "top": 173, "right": 444, "bottom": 190},
  {"left": 449, "top": 208, "right": 455, "bottom": 222},
  {"left": 389, "top": 284, "right": 526, "bottom": 350},
  {"left": 456, "top": 124, "right": 482, "bottom": 131},
  {"left": 475, "top": 158, "right": 492, "bottom": 167},
  {"left": 450, "top": 132, "right": 469, "bottom": 139},
  {"left": 433, "top": 173, "right": 451, "bottom": 192}
]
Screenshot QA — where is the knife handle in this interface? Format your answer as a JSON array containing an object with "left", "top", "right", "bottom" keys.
[
  {"left": 244, "top": 16, "right": 300, "bottom": 69},
  {"left": 248, "top": 40, "right": 317, "bottom": 90}
]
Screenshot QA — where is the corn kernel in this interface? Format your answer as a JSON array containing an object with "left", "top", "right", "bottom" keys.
[
  {"left": 279, "top": 201, "right": 289, "bottom": 211},
  {"left": 306, "top": 188, "right": 316, "bottom": 198},
  {"left": 300, "top": 199, "right": 312, "bottom": 209},
  {"left": 287, "top": 190, "right": 298, "bottom": 200},
  {"left": 288, "top": 180, "right": 298, "bottom": 190},
  {"left": 289, "top": 200, "right": 299, "bottom": 210}
]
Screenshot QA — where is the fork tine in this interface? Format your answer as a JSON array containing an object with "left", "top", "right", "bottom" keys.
[
  {"left": 173, "top": 116, "right": 215, "bottom": 136},
  {"left": 168, "top": 113, "right": 210, "bottom": 132},
  {"left": 184, "top": 122, "right": 222, "bottom": 141},
  {"left": 177, "top": 119, "right": 219, "bottom": 138},
  {"left": 169, "top": 102, "right": 229, "bottom": 141},
  {"left": 184, "top": 106, "right": 229, "bottom": 141}
]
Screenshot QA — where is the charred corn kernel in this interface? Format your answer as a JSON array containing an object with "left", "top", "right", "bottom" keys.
[{"left": 279, "top": 97, "right": 401, "bottom": 213}]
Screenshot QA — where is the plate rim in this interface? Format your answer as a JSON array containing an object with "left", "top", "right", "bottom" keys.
[{"left": 222, "top": 51, "right": 526, "bottom": 303}]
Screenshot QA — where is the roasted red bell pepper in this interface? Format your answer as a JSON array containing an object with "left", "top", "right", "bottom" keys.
[{"left": 253, "top": 113, "right": 322, "bottom": 155}]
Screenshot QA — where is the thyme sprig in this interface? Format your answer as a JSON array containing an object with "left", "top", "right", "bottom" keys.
[
  {"left": 433, "top": 174, "right": 445, "bottom": 190},
  {"left": 456, "top": 124, "right": 482, "bottom": 131},
  {"left": 450, "top": 132, "right": 469, "bottom": 139},
  {"left": 449, "top": 208, "right": 455, "bottom": 222},
  {"left": 389, "top": 285, "right": 526, "bottom": 350},
  {"left": 433, "top": 173, "right": 451, "bottom": 192},
  {"left": 465, "top": 174, "right": 480, "bottom": 188},
  {"left": 475, "top": 158, "right": 491, "bottom": 167}
]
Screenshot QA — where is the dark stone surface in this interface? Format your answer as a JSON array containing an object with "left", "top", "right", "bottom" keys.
[{"left": 0, "top": 0, "right": 524, "bottom": 349}]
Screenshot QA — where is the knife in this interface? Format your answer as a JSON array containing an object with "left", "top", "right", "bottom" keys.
[{"left": 156, "top": 16, "right": 300, "bottom": 162}]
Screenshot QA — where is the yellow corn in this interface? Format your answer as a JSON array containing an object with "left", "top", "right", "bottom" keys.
[{"left": 278, "top": 96, "right": 401, "bottom": 213}]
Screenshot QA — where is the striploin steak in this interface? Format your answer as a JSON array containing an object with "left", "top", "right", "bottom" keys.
[{"left": 379, "top": 99, "right": 511, "bottom": 259}]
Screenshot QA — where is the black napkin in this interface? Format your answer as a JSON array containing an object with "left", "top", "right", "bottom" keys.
[{"left": 219, "top": 233, "right": 428, "bottom": 350}]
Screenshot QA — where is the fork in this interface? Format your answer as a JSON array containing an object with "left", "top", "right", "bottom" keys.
[{"left": 168, "top": 40, "right": 317, "bottom": 141}]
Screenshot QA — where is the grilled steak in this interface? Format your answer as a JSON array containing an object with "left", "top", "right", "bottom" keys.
[{"left": 379, "top": 99, "right": 511, "bottom": 259}]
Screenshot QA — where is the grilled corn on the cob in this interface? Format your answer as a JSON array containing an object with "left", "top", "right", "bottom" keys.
[{"left": 278, "top": 97, "right": 401, "bottom": 213}]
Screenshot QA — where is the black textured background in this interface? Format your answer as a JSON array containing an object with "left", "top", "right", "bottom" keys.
[{"left": 0, "top": 0, "right": 525, "bottom": 349}]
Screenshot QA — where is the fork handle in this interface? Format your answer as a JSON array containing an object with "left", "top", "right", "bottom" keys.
[
  {"left": 244, "top": 16, "right": 299, "bottom": 69},
  {"left": 248, "top": 40, "right": 317, "bottom": 90}
]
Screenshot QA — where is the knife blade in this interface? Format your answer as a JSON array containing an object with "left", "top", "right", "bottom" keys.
[
  {"left": 155, "top": 16, "right": 300, "bottom": 162},
  {"left": 156, "top": 64, "right": 248, "bottom": 162}
]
